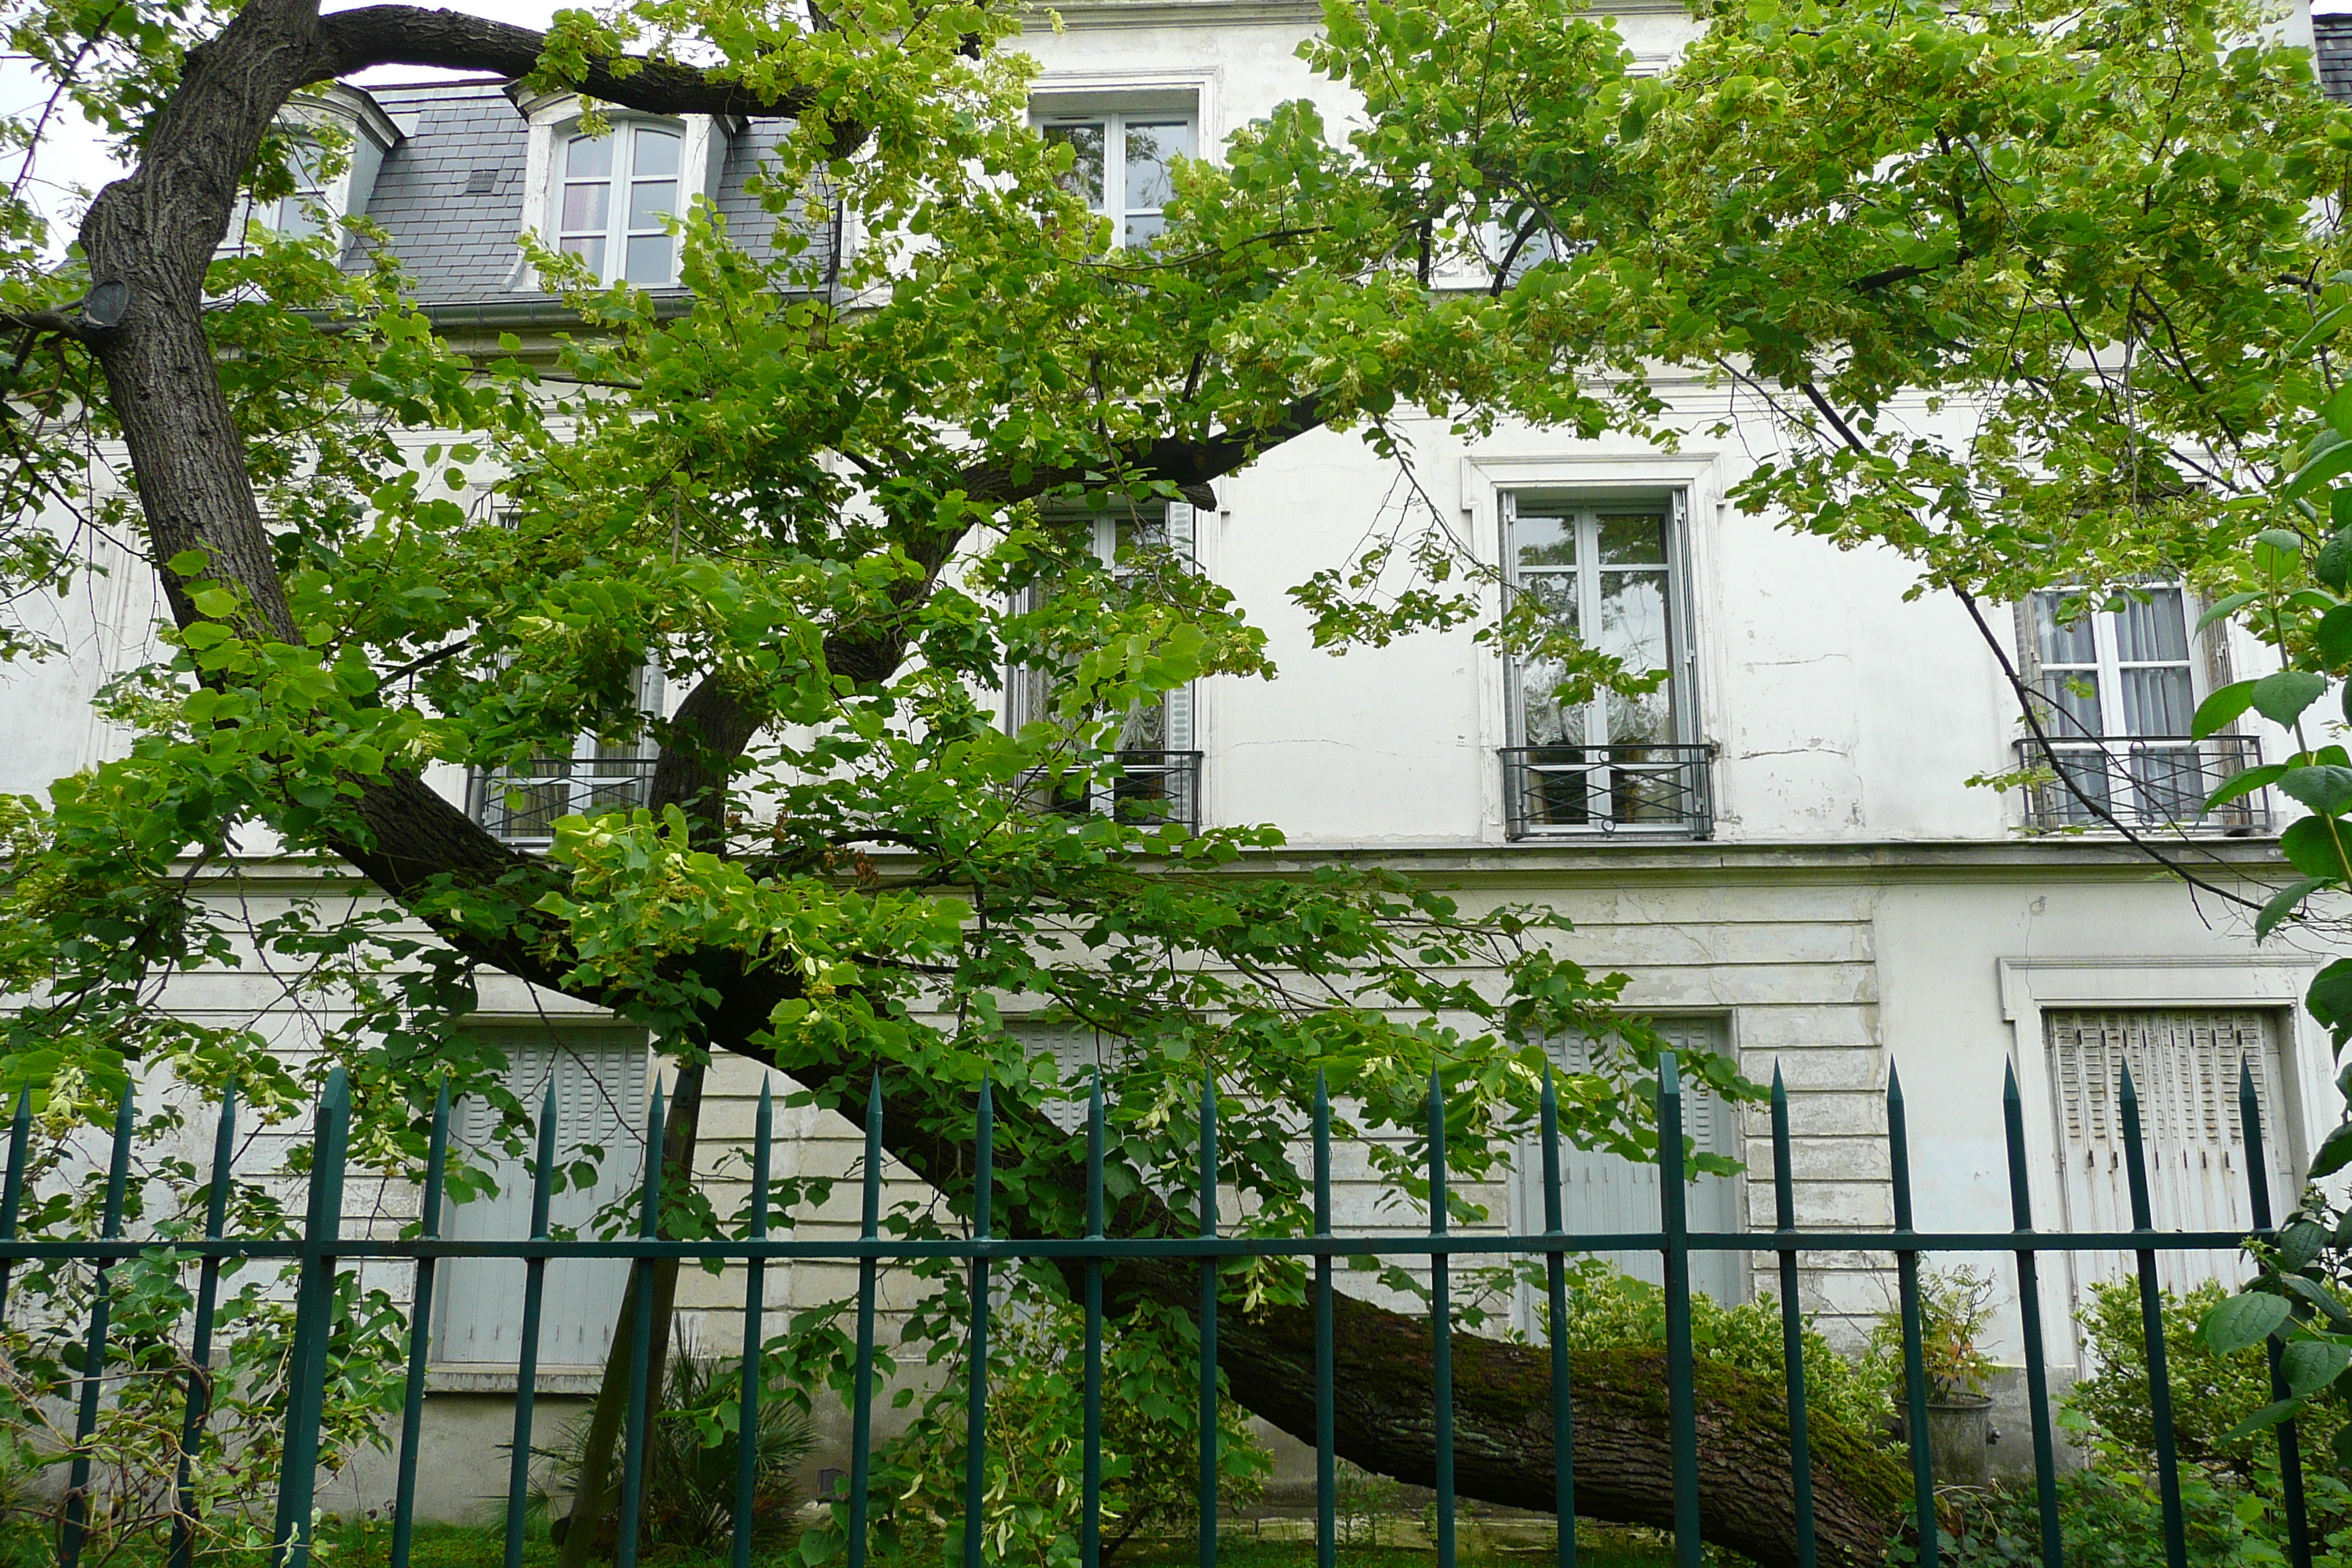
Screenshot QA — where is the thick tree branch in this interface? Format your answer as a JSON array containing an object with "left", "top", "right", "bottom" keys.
[{"left": 312, "top": 6, "right": 823, "bottom": 120}]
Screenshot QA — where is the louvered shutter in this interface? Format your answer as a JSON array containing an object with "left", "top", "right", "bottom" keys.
[
  {"left": 1515, "top": 1017, "right": 1746, "bottom": 1326},
  {"left": 2044, "top": 1008, "right": 2292, "bottom": 1300},
  {"left": 435, "top": 1038, "right": 649, "bottom": 1369}
]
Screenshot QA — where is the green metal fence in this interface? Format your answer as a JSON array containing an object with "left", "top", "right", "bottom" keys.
[{"left": 0, "top": 1051, "right": 2313, "bottom": 1568}]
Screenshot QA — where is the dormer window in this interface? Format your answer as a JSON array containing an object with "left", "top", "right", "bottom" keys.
[
  {"left": 557, "top": 124, "right": 683, "bottom": 286},
  {"left": 243, "top": 145, "right": 327, "bottom": 239},
  {"left": 511, "top": 93, "right": 736, "bottom": 293}
]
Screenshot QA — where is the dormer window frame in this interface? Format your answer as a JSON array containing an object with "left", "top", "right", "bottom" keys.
[
  {"left": 225, "top": 85, "right": 403, "bottom": 256},
  {"left": 1027, "top": 69, "right": 1221, "bottom": 250},
  {"left": 510, "top": 91, "right": 739, "bottom": 293}
]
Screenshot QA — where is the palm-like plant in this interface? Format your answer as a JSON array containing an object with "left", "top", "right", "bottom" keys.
[{"left": 535, "top": 1338, "right": 814, "bottom": 1556}]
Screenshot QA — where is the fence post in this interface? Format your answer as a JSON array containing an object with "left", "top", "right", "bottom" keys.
[
  {"left": 2117, "top": 1066, "right": 2188, "bottom": 1568},
  {"left": 1196, "top": 1072, "right": 1219, "bottom": 1568},
  {"left": 1428, "top": 1071, "right": 1455, "bottom": 1568},
  {"left": 1313, "top": 1071, "right": 1335, "bottom": 1568},
  {"left": 59, "top": 1079, "right": 136, "bottom": 1568},
  {"left": 1540, "top": 1066, "right": 1575, "bottom": 1568},
  {"left": 271, "top": 1067, "right": 350, "bottom": 1568},
  {"left": 1081, "top": 1073, "right": 1105, "bottom": 1568},
  {"left": 849, "top": 1075, "right": 884, "bottom": 1568},
  {"left": 390, "top": 1077, "right": 451, "bottom": 1568},
  {"left": 169, "top": 1084, "right": 236, "bottom": 1568},
  {"left": 2000, "top": 1063, "right": 2065, "bottom": 1568},
  {"left": 2239, "top": 1059, "right": 2312, "bottom": 1568},
  {"left": 1887, "top": 1066, "right": 1939, "bottom": 1568},
  {"left": 1656, "top": 1052, "right": 1700, "bottom": 1567},
  {"left": 731, "top": 1081, "right": 773, "bottom": 1568},
  {"left": 615, "top": 1079, "right": 668, "bottom": 1568},
  {"left": 0, "top": 1090, "right": 31, "bottom": 1330},
  {"left": 962, "top": 1079, "right": 992, "bottom": 1568},
  {"left": 504, "top": 1080, "right": 559, "bottom": 1568},
  {"left": 1768, "top": 1068, "right": 1817, "bottom": 1568}
]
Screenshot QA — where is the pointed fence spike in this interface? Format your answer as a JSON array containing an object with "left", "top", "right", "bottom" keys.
[
  {"left": 2118, "top": 1062, "right": 2187, "bottom": 1568},
  {"left": 1769, "top": 1063, "right": 1816, "bottom": 1568},
  {"left": 1655, "top": 1051, "right": 1700, "bottom": 1567},
  {"left": 616, "top": 1079, "right": 668, "bottom": 1568},
  {"left": 1197, "top": 1072, "right": 1219, "bottom": 1568},
  {"left": 732, "top": 1080, "right": 775, "bottom": 1568},
  {"left": 1428, "top": 1070, "right": 1455, "bottom": 1568},
  {"left": 2000, "top": 1058, "right": 2065, "bottom": 1568},
  {"left": 1313, "top": 1071, "right": 1335, "bottom": 1568},
  {"left": 849, "top": 1072, "right": 885, "bottom": 1568},
  {"left": 170, "top": 1085, "right": 238, "bottom": 1568},
  {"left": 1082, "top": 1071, "right": 1106, "bottom": 1568},
  {"left": 64, "top": 1079, "right": 138, "bottom": 1568},
  {"left": 1539, "top": 1060, "right": 1574, "bottom": 1568},
  {"left": 964, "top": 1076, "right": 992, "bottom": 1568},
  {"left": 1887, "top": 1060, "right": 1936, "bottom": 1568}
]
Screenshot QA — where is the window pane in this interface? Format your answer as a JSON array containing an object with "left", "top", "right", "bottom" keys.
[
  {"left": 627, "top": 179, "right": 676, "bottom": 230},
  {"left": 1123, "top": 211, "right": 1166, "bottom": 249},
  {"left": 559, "top": 234, "right": 606, "bottom": 276},
  {"left": 1513, "top": 510, "right": 1575, "bottom": 568},
  {"left": 2114, "top": 588, "right": 2190, "bottom": 663},
  {"left": 1124, "top": 120, "right": 1193, "bottom": 211},
  {"left": 1042, "top": 122, "right": 1107, "bottom": 209},
  {"left": 1596, "top": 513, "right": 1667, "bottom": 566},
  {"left": 1599, "top": 569, "right": 1670, "bottom": 746},
  {"left": 1519, "top": 663, "right": 1583, "bottom": 747},
  {"left": 276, "top": 197, "right": 320, "bottom": 241},
  {"left": 2036, "top": 674, "right": 2103, "bottom": 736},
  {"left": 2120, "top": 666, "right": 2194, "bottom": 736},
  {"left": 624, "top": 233, "right": 673, "bottom": 284},
  {"left": 2032, "top": 592, "right": 2099, "bottom": 666},
  {"left": 632, "top": 127, "right": 681, "bottom": 178},
  {"left": 561, "top": 182, "right": 608, "bottom": 233},
  {"left": 565, "top": 134, "right": 611, "bottom": 180}
]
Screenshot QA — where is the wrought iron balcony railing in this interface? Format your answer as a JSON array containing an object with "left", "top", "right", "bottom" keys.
[
  {"left": 1500, "top": 743, "right": 1716, "bottom": 840},
  {"left": 2014, "top": 734, "right": 2268, "bottom": 833},
  {"left": 467, "top": 757, "right": 660, "bottom": 844},
  {"left": 1039, "top": 750, "right": 1202, "bottom": 832}
]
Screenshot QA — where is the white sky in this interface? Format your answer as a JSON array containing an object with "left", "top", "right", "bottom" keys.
[{"left": 0, "top": 0, "right": 562, "bottom": 253}]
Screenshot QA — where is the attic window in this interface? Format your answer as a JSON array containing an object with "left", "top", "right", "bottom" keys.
[{"left": 557, "top": 124, "right": 683, "bottom": 286}]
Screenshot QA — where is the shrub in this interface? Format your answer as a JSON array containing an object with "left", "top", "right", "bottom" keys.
[{"left": 1546, "top": 1259, "right": 1893, "bottom": 1437}]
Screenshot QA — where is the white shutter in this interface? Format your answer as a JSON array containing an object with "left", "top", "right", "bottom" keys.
[
  {"left": 435, "top": 1036, "right": 650, "bottom": 1370},
  {"left": 1514, "top": 1017, "right": 1745, "bottom": 1329},
  {"left": 1162, "top": 502, "right": 1196, "bottom": 751},
  {"left": 2046, "top": 1009, "right": 2292, "bottom": 1307}
]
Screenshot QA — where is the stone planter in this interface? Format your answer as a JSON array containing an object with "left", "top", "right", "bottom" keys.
[{"left": 1925, "top": 1394, "right": 1999, "bottom": 1490}]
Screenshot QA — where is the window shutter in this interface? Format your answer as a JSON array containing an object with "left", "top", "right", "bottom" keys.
[
  {"left": 1162, "top": 502, "right": 1196, "bottom": 750},
  {"left": 436, "top": 1038, "right": 649, "bottom": 1369}
]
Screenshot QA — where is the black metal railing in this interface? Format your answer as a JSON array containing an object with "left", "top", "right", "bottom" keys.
[
  {"left": 1039, "top": 750, "right": 1202, "bottom": 832},
  {"left": 2014, "top": 734, "right": 2267, "bottom": 832},
  {"left": 466, "top": 757, "right": 660, "bottom": 843},
  {"left": 1500, "top": 744, "right": 1716, "bottom": 839},
  {"left": 4, "top": 1049, "right": 2305, "bottom": 1568}
]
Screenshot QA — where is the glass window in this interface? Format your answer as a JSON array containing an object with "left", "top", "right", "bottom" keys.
[
  {"left": 2029, "top": 586, "right": 2195, "bottom": 739},
  {"left": 1038, "top": 110, "right": 1196, "bottom": 249},
  {"left": 1501, "top": 494, "right": 1703, "bottom": 834},
  {"left": 557, "top": 124, "right": 684, "bottom": 286}
]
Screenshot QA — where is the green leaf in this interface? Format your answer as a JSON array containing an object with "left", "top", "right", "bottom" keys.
[
  {"left": 2324, "top": 384, "right": 2352, "bottom": 439},
  {"left": 2200, "top": 1290, "right": 2292, "bottom": 1353},
  {"left": 2283, "top": 1338, "right": 2350, "bottom": 1396},
  {"left": 2289, "top": 429, "right": 2352, "bottom": 500},
  {"left": 165, "top": 549, "right": 211, "bottom": 577},
  {"left": 2278, "top": 1218, "right": 2333, "bottom": 1273},
  {"left": 2285, "top": 1271, "right": 2352, "bottom": 1326},
  {"left": 2221, "top": 1399, "right": 2305, "bottom": 1444},
  {"left": 191, "top": 587, "right": 238, "bottom": 619},
  {"left": 2209, "top": 763, "right": 2288, "bottom": 810},
  {"left": 2193, "top": 681, "right": 2256, "bottom": 739},
  {"left": 2320, "top": 606, "right": 2352, "bottom": 666},
  {"left": 2311, "top": 1118, "right": 2352, "bottom": 1180},
  {"left": 2291, "top": 301, "right": 2352, "bottom": 359},
  {"left": 2308, "top": 960, "right": 2352, "bottom": 1034},
  {"left": 2196, "top": 590, "right": 2265, "bottom": 630},
  {"left": 2280, "top": 815, "right": 2352, "bottom": 880},
  {"left": 2252, "top": 671, "right": 2330, "bottom": 727},
  {"left": 2321, "top": 530, "right": 2352, "bottom": 592},
  {"left": 2280, "top": 765, "right": 2352, "bottom": 815},
  {"left": 2255, "top": 877, "right": 2326, "bottom": 942}
]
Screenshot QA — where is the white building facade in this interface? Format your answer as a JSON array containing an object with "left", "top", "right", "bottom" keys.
[{"left": 1, "top": 0, "right": 2341, "bottom": 1510}]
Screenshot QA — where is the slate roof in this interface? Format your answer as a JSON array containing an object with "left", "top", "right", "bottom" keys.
[
  {"left": 2318, "top": 14, "right": 2352, "bottom": 102},
  {"left": 346, "top": 80, "right": 815, "bottom": 312}
]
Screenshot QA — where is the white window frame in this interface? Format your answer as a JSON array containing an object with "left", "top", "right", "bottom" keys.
[
  {"left": 510, "top": 91, "right": 736, "bottom": 291},
  {"left": 222, "top": 86, "right": 403, "bottom": 257},
  {"left": 467, "top": 664, "right": 666, "bottom": 845},
  {"left": 2023, "top": 583, "right": 2205, "bottom": 742},
  {"left": 553, "top": 121, "right": 692, "bottom": 287},
  {"left": 1033, "top": 108, "right": 1198, "bottom": 250}
]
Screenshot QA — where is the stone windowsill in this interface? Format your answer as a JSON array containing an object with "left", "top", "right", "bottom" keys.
[{"left": 426, "top": 1365, "right": 607, "bottom": 1395}]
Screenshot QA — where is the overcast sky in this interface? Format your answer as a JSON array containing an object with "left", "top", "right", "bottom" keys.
[{"left": 3, "top": 0, "right": 2347, "bottom": 251}]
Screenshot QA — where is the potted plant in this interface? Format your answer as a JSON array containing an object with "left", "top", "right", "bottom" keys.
[{"left": 1874, "top": 1266, "right": 2001, "bottom": 1488}]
